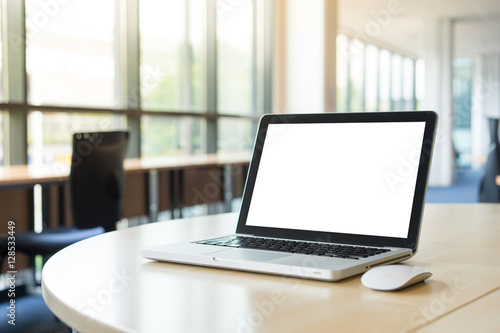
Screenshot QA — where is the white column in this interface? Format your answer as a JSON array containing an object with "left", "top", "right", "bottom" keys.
[
  {"left": 422, "top": 18, "right": 455, "bottom": 186},
  {"left": 273, "top": 0, "right": 337, "bottom": 114}
]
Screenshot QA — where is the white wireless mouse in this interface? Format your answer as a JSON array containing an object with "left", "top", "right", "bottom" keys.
[{"left": 361, "top": 264, "right": 432, "bottom": 291}]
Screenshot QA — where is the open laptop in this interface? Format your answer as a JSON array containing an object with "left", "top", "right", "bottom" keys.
[{"left": 142, "top": 111, "right": 438, "bottom": 281}]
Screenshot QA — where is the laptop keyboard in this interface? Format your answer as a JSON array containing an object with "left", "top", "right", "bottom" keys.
[{"left": 195, "top": 235, "right": 390, "bottom": 260}]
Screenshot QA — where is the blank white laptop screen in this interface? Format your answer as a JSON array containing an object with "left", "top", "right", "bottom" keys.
[{"left": 245, "top": 122, "right": 426, "bottom": 238}]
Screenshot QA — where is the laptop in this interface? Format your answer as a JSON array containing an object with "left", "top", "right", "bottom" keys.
[{"left": 142, "top": 111, "right": 438, "bottom": 281}]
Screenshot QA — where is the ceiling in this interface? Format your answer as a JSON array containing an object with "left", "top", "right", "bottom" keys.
[{"left": 338, "top": 0, "right": 500, "bottom": 58}]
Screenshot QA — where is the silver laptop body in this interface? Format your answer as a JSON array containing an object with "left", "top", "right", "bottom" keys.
[{"left": 142, "top": 111, "right": 438, "bottom": 281}]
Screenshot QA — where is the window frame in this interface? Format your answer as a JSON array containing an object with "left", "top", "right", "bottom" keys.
[{"left": 0, "top": 0, "right": 270, "bottom": 166}]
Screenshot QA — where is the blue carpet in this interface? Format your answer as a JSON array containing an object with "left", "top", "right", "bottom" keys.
[
  {"left": 0, "top": 294, "right": 68, "bottom": 333},
  {"left": 426, "top": 169, "right": 483, "bottom": 203},
  {"left": 0, "top": 282, "right": 69, "bottom": 333}
]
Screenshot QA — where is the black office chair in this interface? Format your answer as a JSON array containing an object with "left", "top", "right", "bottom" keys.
[
  {"left": 479, "top": 118, "right": 500, "bottom": 202},
  {"left": 0, "top": 131, "right": 129, "bottom": 269}
]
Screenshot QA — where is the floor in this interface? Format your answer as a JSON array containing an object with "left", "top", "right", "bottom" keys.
[
  {"left": 0, "top": 284, "right": 70, "bottom": 333},
  {"left": 425, "top": 169, "right": 483, "bottom": 203}
]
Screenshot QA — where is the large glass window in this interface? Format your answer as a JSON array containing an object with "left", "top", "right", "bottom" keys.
[
  {"left": 336, "top": 35, "right": 417, "bottom": 114},
  {"left": 402, "top": 57, "right": 415, "bottom": 110},
  {"left": 348, "top": 39, "right": 364, "bottom": 112},
  {"left": 26, "top": 0, "right": 116, "bottom": 107},
  {"left": 27, "top": 112, "right": 126, "bottom": 165},
  {"left": 217, "top": 0, "right": 254, "bottom": 115},
  {"left": 25, "top": 0, "right": 119, "bottom": 165},
  {"left": 139, "top": 0, "right": 204, "bottom": 112},
  {"left": 415, "top": 59, "right": 425, "bottom": 110},
  {"left": 453, "top": 58, "right": 474, "bottom": 168},
  {"left": 391, "top": 53, "right": 402, "bottom": 110},
  {"left": 364, "top": 45, "right": 378, "bottom": 112},
  {"left": 378, "top": 49, "right": 391, "bottom": 111},
  {"left": 139, "top": 0, "right": 206, "bottom": 158},
  {"left": 336, "top": 34, "right": 349, "bottom": 113},
  {"left": 218, "top": 118, "right": 256, "bottom": 153},
  {"left": 141, "top": 116, "right": 203, "bottom": 157},
  {"left": 4, "top": 1, "right": 267, "bottom": 166},
  {"left": 0, "top": 0, "right": 270, "bottom": 226}
]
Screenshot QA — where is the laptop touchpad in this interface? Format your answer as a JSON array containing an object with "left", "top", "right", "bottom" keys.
[{"left": 207, "top": 248, "right": 291, "bottom": 262}]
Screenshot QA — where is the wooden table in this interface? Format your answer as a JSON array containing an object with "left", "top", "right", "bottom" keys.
[
  {"left": 41, "top": 204, "right": 500, "bottom": 333},
  {"left": 0, "top": 153, "right": 251, "bottom": 187},
  {"left": 0, "top": 153, "right": 251, "bottom": 227}
]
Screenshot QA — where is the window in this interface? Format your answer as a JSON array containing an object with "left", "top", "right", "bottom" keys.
[
  {"left": 336, "top": 34, "right": 349, "bottom": 112},
  {"left": 348, "top": 39, "right": 364, "bottom": 112},
  {"left": 391, "top": 53, "right": 402, "bottom": 110},
  {"left": 0, "top": 0, "right": 268, "bottom": 168},
  {"left": 378, "top": 49, "right": 391, "bottom": 111},
  {"left": 415, "top": 59, "right": 425, "bottom": 110},
  {"left": 26, "top": 0, "right": 116, "bottom": 107},
  {"left": 336, "top": 34, "right": 417, "bottom": 114},
  {"left": 364, "top": 45, "right": 378, "bottom": 112},
  {"left": 25, "top": 0, "right": 121, "bottom": 166},
  {"left": 139, "top": 0, "right": 206, "bottom": 157},
  {"left": 139, "top": 0, "right": 204, "bottom": 112},
  {"left": 453, "top": 58, "right": 474, "bottom": 168},
  {"left": 218, "top": 118, "right": 257, "bottom": 153},
  {"left": 402, "top": 57, "right": 415, "bottom": 110},
  {"left": 141, "top": 116, "right": 203, "bottom": 157},
  {"left": 217, "top": 0, "right": 254, "bottom": 115},
  {"left": 27, "top": 112, "right": 126, "bottom": 165}
]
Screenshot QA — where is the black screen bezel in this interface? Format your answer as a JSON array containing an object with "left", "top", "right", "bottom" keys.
[{"left": 235, "top": 111, "right": 438, "bottom": 253}]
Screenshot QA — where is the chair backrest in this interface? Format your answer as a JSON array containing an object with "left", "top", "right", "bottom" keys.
[
  {"left": 479, "top": 118, "right": 500, "bottom": 202},
  {"left": 70, "top": 131, "right": 129, "bottom": 231}
]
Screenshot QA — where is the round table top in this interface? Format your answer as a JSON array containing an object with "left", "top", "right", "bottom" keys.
[{"left": 42, "top": 205, "right": 500, "bottom": 333}]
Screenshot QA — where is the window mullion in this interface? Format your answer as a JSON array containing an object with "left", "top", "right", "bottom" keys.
[
  {"left": 206, "top": 0, "right": 217, "bottom": 154},
  {"left": 2, "top": 0, "right": 27, "bottom": 165},
  {"left": 118, "top": 0, "right": 140, "bottom": 158}
]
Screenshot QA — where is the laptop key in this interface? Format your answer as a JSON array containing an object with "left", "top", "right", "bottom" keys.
[{"left": 196, "top": 236, "right": 390, "bottom": 260}]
